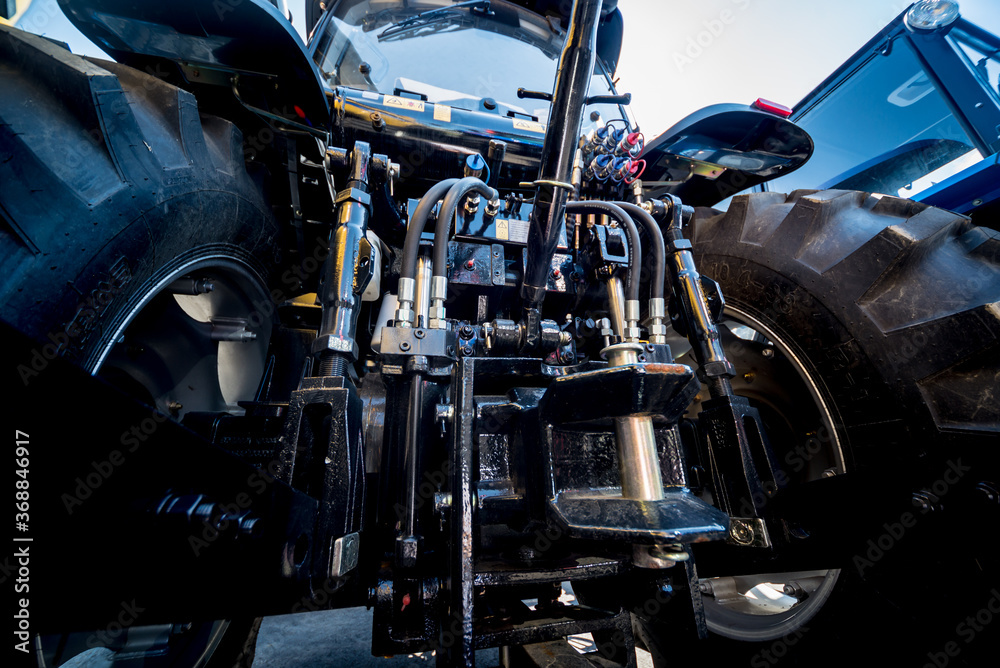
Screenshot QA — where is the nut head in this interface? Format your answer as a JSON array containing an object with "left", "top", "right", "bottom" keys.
[
  {"left": 394, "top": 306, "right": 415, "bottom": 327},
  {"left": 312, "top": 334, "right": 357, "bottom": 358},
  {"left": 395, "top": 536, "right": 420, "bottom": 569},
  {"left": 730, "top": 520, "right": 754, "bottom": 545},
  {"left": 428, "top": 305, "right": 447, "bottom": 329}
]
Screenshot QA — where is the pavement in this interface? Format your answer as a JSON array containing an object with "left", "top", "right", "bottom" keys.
[
  {"left": 252, "top": 606, "right": 654, "bottom": 668},
  {"left": 252, "top": 607, "right": 500, "bottom": 668}
]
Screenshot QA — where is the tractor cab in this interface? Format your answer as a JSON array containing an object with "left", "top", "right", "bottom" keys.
[{"left": 769, "top": 0, "right": 1000, "bottom": 228}]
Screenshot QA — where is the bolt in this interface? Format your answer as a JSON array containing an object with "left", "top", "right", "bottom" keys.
[
  {"left": 974, "top": 481, "right": 998, "bottom": 505},
  {"left": 518, "top": 545, "right": 539, "bottom": 561},
  {"left": 743, "top": 371, "right": 756, "bottom": 383},
  {"left": 459, "top": 325, "right": 475, "bottom": 339},
  {"left": 370, "top": 112, "right": 384, "bottom": 130},
  {"left": 551, "top": 268, "right": 561, "bottom": 279},
  {"left": 699, "top": 581, "right": 714, "bottom": 597},
  {"left": 493, "top": 249, "right": 501, "bottom": 257},
  {"left": 912, "top": 490, "right": 942, "bottom": 513},
  {"left": 435, "top": 404, "right": 455, "bottom": 423},
  {"left": 646, "top": 344, "right": 655, "bottom": 353},
  {"left": 783, "top": 581, "right": 807, "bottom": 599},
  {"left": 399, "top": 341, "right": 411, "bottom": 351},
  {"left": 730, "top": 520, "right": 753, "bottom": 545},
  {"left": 465, "top": 259, "right": 475, "bottom": 270},
  {"left": 762, "top": 348, "right": 774, "bottom": 358},
  {"left": 461, "top": 346, "right": 473, "bottom": 356},
  {"left": 434, "top": 492, "right": 452, "bottom": 512},
  {"left": 638, "top": 354, "right": 646, "bottom": 362},
  {"left": 973, "top": 198, "right": 984, "bottom": 206},
  {"left": 414, "top": 329, "right": 425, "bottom": 339}
]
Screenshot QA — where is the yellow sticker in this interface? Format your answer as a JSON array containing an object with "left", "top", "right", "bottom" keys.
[
  {"left": 512, "top": 118, "right": 545, "bottom": 134},
  {"left": 433, "top": 104, "right": 452, "bottom": 122},
  {"left": 495, "top": 219, "right": 509, "bottom": 241},
  {"left": 383, "top": 96, "right": 426, "bottom": 112}
]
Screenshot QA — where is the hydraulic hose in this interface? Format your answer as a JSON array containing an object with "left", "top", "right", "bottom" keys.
[
  {"left": 400, "top": 178, "right": 459, "bottom": 282},
  {"left": 565, "top": 200, "right": 642, "bottom": 302},
  {"left": 432, "top": 177, "right": 497, "bottom": 279},
  {"left": 521, "top": 0, "right": 603, "bottom": 310},
  {"left": 614, "top": 201, "right": 665, "bottom": 300}
]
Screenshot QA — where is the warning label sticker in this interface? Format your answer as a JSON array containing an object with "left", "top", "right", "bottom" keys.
[
  {"left": 512, "top": 118, "right": 545, "bottom": 134},
  {"left": 433, "top": 104, "right": 452, "bottom": 122},
  {"left": 383, "top": 96, "right": 426, "bottom": 112},
  {"left": 495, "top": 219, "right": 509, "bottom": 241},
  {"left": 501, "top": 218, "right": 530, "bottom": 244}
]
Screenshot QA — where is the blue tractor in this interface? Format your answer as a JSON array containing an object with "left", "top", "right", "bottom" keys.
[
  {"left": 774, "top": 0, "right": 1000, "bottom": 228},
  {"left": 1, "top": 1, "right": 997, "bottom": 667}
]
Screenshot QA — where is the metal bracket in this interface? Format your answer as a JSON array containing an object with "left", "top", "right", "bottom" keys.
[{"left": 330, "top": 531, "right": 360, "bottom": 577}]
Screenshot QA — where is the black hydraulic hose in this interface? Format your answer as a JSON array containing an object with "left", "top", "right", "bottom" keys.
[
  {"left": 615, "top": 201, "right": 665, "bottom": 300},
  {"left": 565, "top": 200, "right": 641, "bottom": 302},
  {"left": 400, "top": 179, "right": 459, "bottom": 282},
  {"left": 521, "top": 0, "right": 602, "bottom": 309},
  {"left": 433, "top": 177, "right": 497, "bottom": 279}
]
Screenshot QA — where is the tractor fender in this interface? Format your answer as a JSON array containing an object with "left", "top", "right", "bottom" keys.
[{"left": 58, "top": 0, "right": 329, "bottom": 127}]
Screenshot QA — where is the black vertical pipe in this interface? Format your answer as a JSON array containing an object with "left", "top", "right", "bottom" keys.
[
  {"left": 521, "top": 0, "right": 602, "bottom": 309},
  {"left": 401, "top": 376, "right": 423, "bottom": 540},
  {"left": 442, "top": 358, "right": 477, "bottom": 666}
]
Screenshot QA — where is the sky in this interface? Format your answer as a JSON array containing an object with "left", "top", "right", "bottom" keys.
[
  {"left": 11, "top": 0, "right": 1000, "bottom": 140},
  {"left": 613, "top": 0, "right": 1000, "bottom": 136}
]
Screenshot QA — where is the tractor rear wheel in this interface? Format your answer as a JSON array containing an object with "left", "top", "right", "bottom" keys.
[
  {"left": 1, "top": 25, "right": 278, "bottom": 667},
  {"left": 633, "top": 190, "right": 1000, "bottom": 667}
]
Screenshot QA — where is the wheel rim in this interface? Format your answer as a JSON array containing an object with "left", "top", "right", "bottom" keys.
[
  {"left": 48, "top": 254, "right": 270, "bottom": 667},
  {"left": 678, "top": 304, "right": 846, "bottom": 641},
  {"left": 89, "top": 254, "right": 273, "bottom": 420}
]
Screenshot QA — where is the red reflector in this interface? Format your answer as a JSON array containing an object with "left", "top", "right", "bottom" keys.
[
  {"left": 752, "top": 98, "right": 793, "bottom": 118},
  {"left": 294, "top": 105, "right": 307, "bottom": 119}
]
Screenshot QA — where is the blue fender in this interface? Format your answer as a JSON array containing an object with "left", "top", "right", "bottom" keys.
[{"left": 58, "top": 0, "right": 329, "bottom": 127}]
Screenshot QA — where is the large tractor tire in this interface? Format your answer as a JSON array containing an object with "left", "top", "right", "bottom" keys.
[
  {"left": 633, "top": 190, "right": 1000, "bottom": 666},
  {"left": 1, "top": 25, "right": 279, "bottom": 667}
]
